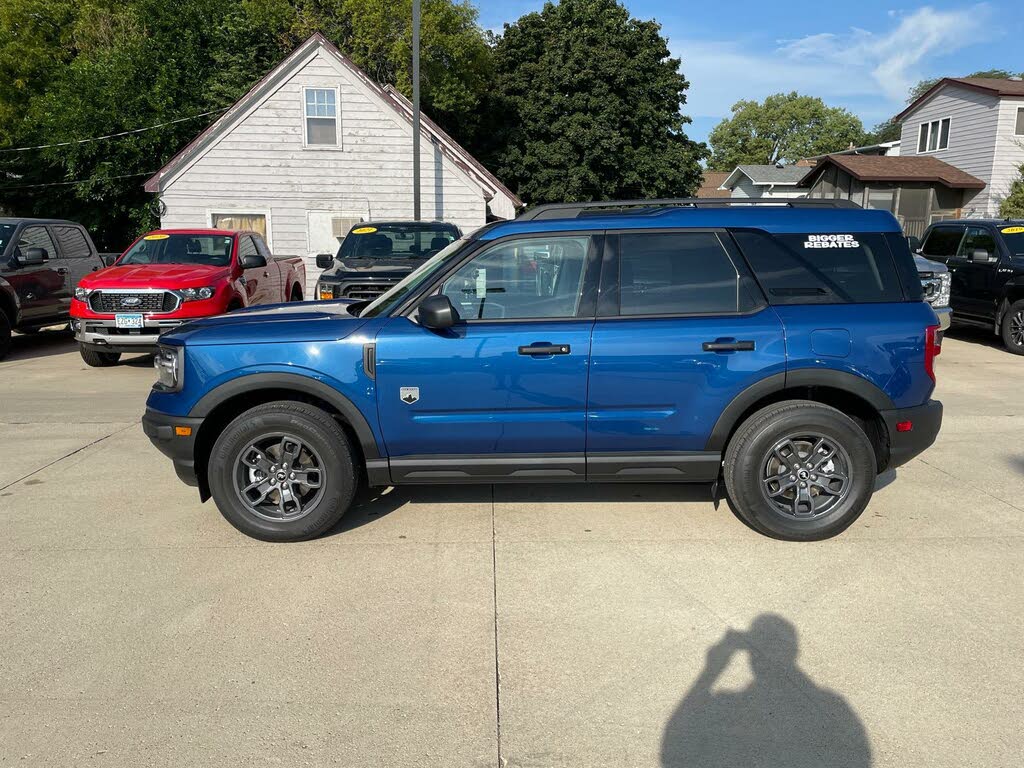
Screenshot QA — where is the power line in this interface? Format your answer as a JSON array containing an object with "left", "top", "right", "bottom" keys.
[
  {"left": 0, "top": 108, "right": 228, "bottom": 154},
  {"left": 0, "top": 171, "right": 155, "bottom": 190}
]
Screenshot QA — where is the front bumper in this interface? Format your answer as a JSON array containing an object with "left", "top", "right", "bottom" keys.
[
  {"left": 75, "top": 317, "right": 186, "bottom": 353},
  {"left": 932, "top": 305, "right": 952, "bottom": 332},
  {"left": 880, "top": 399, "right": 943, "bottom": 469},
  {"left": 142, "top": 408, "right": 204, "bottom": 488}
]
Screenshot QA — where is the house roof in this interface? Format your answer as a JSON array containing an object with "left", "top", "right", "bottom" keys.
[
  {"left": 144, "top": 33, "right": 522, "bottom": 208},
  {"left": 799, "top": 154, "right": 986, "bottom": 190},
  {"left": 720, "top": 165, "right": 810, "bottom": 189},
  {"left": 696, "top": 171, "right": 731, "bottom": 198},
  {"left": 895, "top": 77, "right": 1024, "bottom": 122}
]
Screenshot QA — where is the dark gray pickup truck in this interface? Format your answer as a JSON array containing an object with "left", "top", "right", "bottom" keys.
[{"left": 0, "top": 217, "right": 112, "bottom": 358}]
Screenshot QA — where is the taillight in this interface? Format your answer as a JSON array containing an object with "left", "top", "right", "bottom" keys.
[{"left": 925, "top": 324, "right": 941, "bottom": 382}]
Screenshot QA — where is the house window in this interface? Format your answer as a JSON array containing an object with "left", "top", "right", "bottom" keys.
[
  {"left": 1015, "top": 107, "right": 1024, "bottom": 136},
  {"left": 917, "top": 118, "right": 950, "bottom": 152},
  {"left": 211, "top": 212, "right": 268, "bottom": 240},
  {"left": 304, "top": 88, "right": 338, "bottom": 146}
]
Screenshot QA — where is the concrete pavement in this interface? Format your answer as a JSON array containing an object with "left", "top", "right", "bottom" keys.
[{"left": 1, "top": 328, "right": 1021, "bottom": 766}]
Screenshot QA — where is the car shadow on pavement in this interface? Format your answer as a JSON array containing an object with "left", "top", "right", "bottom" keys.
[
  {"left": 5, "top": 329, "right": 76, "bottom": 362},
  {"left": 944, "top": 325, "right": 1004, "bottom": 351},
  {"left": 322, "top": 484, "right": 495, "bottom": 536},
  {"left": 661, "top": 614, "right": 871, "bottom": 768}
]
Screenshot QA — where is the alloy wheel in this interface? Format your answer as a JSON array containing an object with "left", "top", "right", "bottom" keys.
[
  {"left": 759, "top": 433, "right": 852, "bottom": 519},
  {"left": 233, "top": 433, "right": 325, "bottom": 521}
]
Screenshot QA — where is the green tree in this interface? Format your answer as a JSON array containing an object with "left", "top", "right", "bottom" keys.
[
  {"left": 907, "top": 69, "right": 1024, "bottom": 103},
  {"left": 480, "top": 0, "right": 707, "bottom": 205},
  {"left": 707, "top": 92, "right": 865, "bottom": 170},
  {"left": 864, "top": 117, "right": 901, "bottom": 145},
  {"left": 1000, "top": 164, "right": 1024, "bottom": 218}
]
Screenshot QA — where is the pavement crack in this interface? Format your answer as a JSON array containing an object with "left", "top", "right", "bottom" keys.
[
  {"left": 0, "top": 422, "right": 137, "bottom": 492},
  {"left": 490, "top": 483, "right": 504, "bottom": 768}
]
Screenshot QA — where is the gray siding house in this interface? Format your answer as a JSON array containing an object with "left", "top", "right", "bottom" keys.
[
  {"left": 894, "top": 77, "right": 1024, "bottom": 216},
  {"left": 145, "top": 34, "right": 520, "bottom": 295},
  {"left": 719, "top": 165, "right": 809, "bottom": 199}
]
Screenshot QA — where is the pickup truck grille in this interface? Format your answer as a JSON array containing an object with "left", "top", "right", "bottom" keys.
[
  {"left": 90, "top": 291, "right": 179, "bottom": 314},
  {"left": 340, "top": 282, "right": 396, "bottom": 301}
]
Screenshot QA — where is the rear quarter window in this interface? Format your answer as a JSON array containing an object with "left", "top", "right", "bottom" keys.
[{"left": 732, "top": 231, "right": 905, "bottom": 305}]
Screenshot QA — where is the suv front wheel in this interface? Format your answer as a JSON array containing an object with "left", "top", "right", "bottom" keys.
[
  {"left": 207, "top": 401, "right": 357, "bottom": 541},
  {"left": 1000, "top": 298, "right": 1024, "bottom": 355},
  {"left": 724, "top": 401, "right": 876, "bottom": 541}
]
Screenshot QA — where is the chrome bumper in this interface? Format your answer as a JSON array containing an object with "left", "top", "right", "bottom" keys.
[
  {"left": 74, "top": 317, "right": 185, "bottom": 348},
  {"left": 932, "top": 306, "right": 952, "bottom": 332}
]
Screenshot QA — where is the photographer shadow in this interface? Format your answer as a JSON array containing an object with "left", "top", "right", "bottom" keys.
[{"left": 661, "top": 614, "right": 871, "bottom": 767}]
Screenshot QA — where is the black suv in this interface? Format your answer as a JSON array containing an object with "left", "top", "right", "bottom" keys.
[
  {"left": 918, "top": 220, "right": 1024, "bottom": 353},
  {"left": 0, "top": 218, "right": 110, "bottom": 358},
  {"left": 314, "top": 221, "right": 461, "bottom": 302}
]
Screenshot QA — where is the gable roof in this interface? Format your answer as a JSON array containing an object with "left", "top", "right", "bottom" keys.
[
  {"left": 799, "top": 154, "right": 985, "bottom": 190},
  {"left": 144, "top": 33, "right": 521, "bottom": 207},
  {"left": 721, "top": 165, "right": 810, "bottom": 189},
  {"left": 696, "top": 171, "right": 731, "bottom": 198},
  {"left": 895, "top": 77, "right": 1024, "bottom": 123}
]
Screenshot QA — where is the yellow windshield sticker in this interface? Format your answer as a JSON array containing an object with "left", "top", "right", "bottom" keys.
[
  {"left": 1001, "top": 226, "right": 1024, "bottom": 234},
  {"left": 143, "top": 233, "right": 170, "bottom": 240},
  {"left": 351, "top": 226, "right": 377, "bottom": 234}
]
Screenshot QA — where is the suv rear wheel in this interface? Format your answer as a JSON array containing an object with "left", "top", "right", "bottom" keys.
[
  {"left": 724, "top": 401, "right": 876, "bottom": 541},
  {"left": 1000, "top": 299, "right": 1024, "bottom": 355},
  {"left": 207, "top": 401, "right": 357, "bottom": 541}
]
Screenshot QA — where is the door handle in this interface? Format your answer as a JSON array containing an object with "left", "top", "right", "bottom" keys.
[
  {"left": 518, "top": 343, "right": 571, "bottom": 356},
  {"left": 702, "top": 339, "right": 756, "bottom": 352}
]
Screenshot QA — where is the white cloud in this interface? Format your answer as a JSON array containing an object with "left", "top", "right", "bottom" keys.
[{"left": 671, "top": 4, "right": 993, "bottom": 125}]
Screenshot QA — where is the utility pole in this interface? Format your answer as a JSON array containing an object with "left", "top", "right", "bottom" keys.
[{"left": 412, "top": 0, "right": 421, "bottom": 221}]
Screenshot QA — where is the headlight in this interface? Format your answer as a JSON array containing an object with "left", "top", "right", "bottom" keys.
[
  {"left": 179, "top": 286, "right": 216, "bottom": 302},
  {"left": 154, "top": 345, "right": 184, "bottom": 391},
  {"left": 317, "top": 282, "right": 337, "bottom": 300},
  {"left": 74, "top": 287, "right": 92, "bottom": 301},
  {"left": 937, "top": 273, "right": 951, "bottom": 308}
]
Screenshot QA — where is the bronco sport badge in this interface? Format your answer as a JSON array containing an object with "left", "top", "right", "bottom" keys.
[{"left": 400, "top": 387, "right": 420, "bottom": 404}]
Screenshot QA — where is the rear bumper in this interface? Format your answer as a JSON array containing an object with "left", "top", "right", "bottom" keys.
[
  {"left": 932, "top": 306, "right": 952, "bottom": 332},
  {"left": 880, "top": 399, "right": 943, "bottom": 469},
  {"left": 142, "top": 408, "right": 204, "bottom": 487},
  {"left": 75, "top": 317, "right": 187, "bottom": 353}
]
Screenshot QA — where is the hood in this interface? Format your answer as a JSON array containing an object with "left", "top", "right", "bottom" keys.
[
  {"left": 80, "top": 263, "right": 232, "bottom": 289},
  {"left": 914, "top": 254, "right": 948, "bottom": 275},
  {"left": 326, "top": 257, "right": 424, "bottom": 276},
  {"left": 162, "top": 300, "right": 367, "bottom": 346}
]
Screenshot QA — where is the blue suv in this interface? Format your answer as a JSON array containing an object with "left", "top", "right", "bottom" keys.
[{"left": 143, "top": 199, "right": 943, "bottom": 542}]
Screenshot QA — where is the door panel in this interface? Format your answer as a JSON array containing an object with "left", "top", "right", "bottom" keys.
[
  {"left": 52, "top": 225, "right": 99, "bottom": 313},
  {"left": 9, "top": 226, "right": 64, "bottom": 323},
  {"left": 375, "top": 316, "right": 593, "bottom": 462},
  {"left": 951, "top": 226, "right": 999, "bottom": 318},
  {"left": 238, "top": 235, "right": 270, "bottom": 306}
]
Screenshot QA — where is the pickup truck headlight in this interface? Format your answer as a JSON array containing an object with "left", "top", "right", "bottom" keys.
[
  {"left": 154, "top": 345, "right": 184, "bottom": 392},
  {"left": 74, "top": 287, "right": 92, "bottom": 301},
  {"left": 317, "top": 282, "right": 337, "bottom": 300},
  {"left": 179, "top": 286, "right": 216, "bottom": 302},
  {"left": 936, "top": 273, "right": 951, "bottom": 308}
]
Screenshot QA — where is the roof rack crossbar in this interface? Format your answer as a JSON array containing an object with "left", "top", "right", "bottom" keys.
[{"left": 516, "top": 198, "right": 862, "bottom": 221}]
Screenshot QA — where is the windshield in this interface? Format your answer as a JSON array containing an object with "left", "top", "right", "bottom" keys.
[
  {"left": 337, "top": 223, "right": 458, "bottom": 260},
  {"left": 0, "top": 223, "right": 14, "bottom": 255},
  {"left": 119, "top": 233, "right": 234, "bottom": 267},
  {"left": 360, "top": 238, "right": 469, "bottom": 317},
  {"left": 1001, "top": 228, "right": 1024, "bottom": 256}
]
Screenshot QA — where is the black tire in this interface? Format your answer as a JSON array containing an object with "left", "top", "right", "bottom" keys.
[
  {"left": 1000, "top": 299, "right": 1024, "bottom": 355},
  {"left": 79, "top": 345, "right": 121, "bottom": 367},
  {"left": 723, "top": 400, "right": 876, "bottom": 541},
  {"left": 207, "top": 400, "right": 357, "bottom": 542},
  {"left": 0, "top": 312, "right": 11, "bottom": 360}
]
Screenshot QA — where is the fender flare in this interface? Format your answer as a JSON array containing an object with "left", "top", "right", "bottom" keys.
[
  {"left": 189, "top": 372, "right": 381, "bottom": 460},
  {"left": 704, "top": 369, "right": 895, "bottom": 452},
  {"left": 0, "top": 278, "right": 20, "bottom": 326}
]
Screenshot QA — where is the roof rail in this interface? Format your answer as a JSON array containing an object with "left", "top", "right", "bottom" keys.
[{"left": 516, "top": 198, "right": 862, "bottom": 221}]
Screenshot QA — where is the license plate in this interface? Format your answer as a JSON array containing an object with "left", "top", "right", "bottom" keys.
[{"left": 114, "top": 313, "right": 144, "bottom": 329}]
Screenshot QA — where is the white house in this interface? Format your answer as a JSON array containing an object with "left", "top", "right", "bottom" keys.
[
  {"left": 144, "top": 33, "right": 521, "bottom": 295},
  {"left": 718, "top": 165, "right": 810, "bottom": 199},
  {"left": 893, "top": 76, "right": 1024, "bottom": 216}
]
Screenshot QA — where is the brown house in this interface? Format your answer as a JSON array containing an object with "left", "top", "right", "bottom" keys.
[
  {"left": 800, "top": 154, "right": 985, "bottom": 238},
  {"left": 695, "top": 171, "right": 731, "bottom": 198}
]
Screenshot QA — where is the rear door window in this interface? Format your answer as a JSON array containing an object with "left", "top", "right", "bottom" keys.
[
  {"left": 922, "top": 227, "right": 965, "bottom": 259},
  {"left": 53, "top": 226, "right": 92, "bottom": 259},
  {"left": 733, "top": 231, "right": 904, "bottom": 304},
  {"left": 618, "top": 232, "right": 762, "bottom": 315},
  {"left": 957, "top": 227, "right": 997, "bottom": 259}
]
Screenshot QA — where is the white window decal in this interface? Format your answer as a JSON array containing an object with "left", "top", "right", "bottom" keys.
[{"left": 804, "top": 234, "right": 860, "bottom": 249}]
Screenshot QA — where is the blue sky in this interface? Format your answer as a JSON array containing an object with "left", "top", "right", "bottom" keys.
[{"left": 475, "top": 1, "right": 1024, "bottom": 144}]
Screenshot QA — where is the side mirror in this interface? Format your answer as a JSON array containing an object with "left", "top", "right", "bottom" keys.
[
  {"left": 239, "top": 252, "right": 267, "bottom": 269},
  {"left": 19, "top": 247, "right": 47, "bottom": 266},
  {"left": 417, "top": 294, "right": 459, "bottom": 330},
  {"left": 315, "top": 253, "right": 335, "bottom": 270},
  {"left": 969, "top": 249, "right": 995, "bottom": 263},
  {"left": 100, "top": 253, "right": 119, "bottom": 267}
]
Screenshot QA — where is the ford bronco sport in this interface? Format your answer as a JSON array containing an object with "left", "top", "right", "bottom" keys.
[{"left": 143, "top": 199, "right": 943, "bottom": 542}]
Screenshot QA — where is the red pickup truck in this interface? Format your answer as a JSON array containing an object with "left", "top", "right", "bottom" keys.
[{"left": 71, "top": 229, "right": 305, "bottom": 366}]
